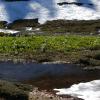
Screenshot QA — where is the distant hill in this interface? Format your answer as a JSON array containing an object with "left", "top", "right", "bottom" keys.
[{"left": 0, "top": 0, "right": 100, "bottom": 23}]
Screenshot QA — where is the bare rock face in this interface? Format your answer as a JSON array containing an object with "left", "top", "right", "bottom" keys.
[{"left": 57, "top": 2, "right": 93, "bottom": 6}]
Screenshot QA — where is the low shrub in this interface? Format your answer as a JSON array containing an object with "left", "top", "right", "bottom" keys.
[
  {"left": 7, "top": 19, "right": 39, "bottom": 29},
  {"left": 0, "top": 21, "right": 7, "bottom": 28},
  {"left": 41, "top": 20, "right": 100, "bottom": 35},
  {"left": 0, "top": 80, "right": 32, "bottom": 100},
  {"left": 0, "top": 32, "right": 5, "bottom": 36}
]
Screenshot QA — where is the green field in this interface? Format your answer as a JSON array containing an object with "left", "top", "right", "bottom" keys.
[
  {"left": 0, "top": 35, "right": 100, "bottom": 53},
  {"left": 0, "top": 35, "right": 100, "bottom": 65}
]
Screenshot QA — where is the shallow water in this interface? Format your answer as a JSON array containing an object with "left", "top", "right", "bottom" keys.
[
  {"left": 0, "top": 61, "right": 83, "bottom": 81},
  {"left": 0, "top": 61, "right": 100, "bottom": 90}
]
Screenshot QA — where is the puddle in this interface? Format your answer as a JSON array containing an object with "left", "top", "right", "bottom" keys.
[{"left": 0, "top": 61, "right": 100, "bottom": 90}]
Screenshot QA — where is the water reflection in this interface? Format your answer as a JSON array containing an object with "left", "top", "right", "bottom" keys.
[
  {"left": 0, "top": 61, "right": 83, "bottom": 81},
  {"left": 0, "top": 61, "right": 100, "bottom": 89}
]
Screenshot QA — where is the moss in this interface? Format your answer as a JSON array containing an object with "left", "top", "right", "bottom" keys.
[{"left": 0, "top": 80, "right": 32, "bottom": 100}]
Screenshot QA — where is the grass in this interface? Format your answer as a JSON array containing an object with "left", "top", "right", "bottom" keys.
[
  {"left": 0, "top": 35, "right": 100, "bottom": 53},
  {"left": 0, "top": 35, "right": 100, "bottom": 65}
]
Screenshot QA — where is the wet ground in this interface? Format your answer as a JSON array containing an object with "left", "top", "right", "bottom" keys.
[{"left": 0, "top": 61, "right": 100, "bottom": 90}]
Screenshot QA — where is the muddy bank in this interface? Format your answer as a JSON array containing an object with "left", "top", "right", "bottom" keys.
[{"left": 0, "top": 49, "right": 100, "bottom": 69}]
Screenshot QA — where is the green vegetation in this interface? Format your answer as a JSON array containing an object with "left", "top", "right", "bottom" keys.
[
  {"left": 0, "top": 80, "right": 32, "bottom": 100},
  {"left": 41, "top": 20, "right": 100, "bottom": 34},
  {"left": 6, "top": 19, "right": 100, "bottom": 35},
  {"left": 0, "top": 32, "right": 5, "bottom": 36},
  {"left": 0, "top": 35, "right": 100, "bottom": 53},
  {"left": 0, "top": 21, "right": 7, "bottom": 28},
  {"left": 8, "top": 19, "right": 39, "bottom": 29},
  {"left": 0, "top": 19, "right": 100, "bottom": 99},
  {"left": 0, "top": 35, "right": 99, "bottom": 65}
]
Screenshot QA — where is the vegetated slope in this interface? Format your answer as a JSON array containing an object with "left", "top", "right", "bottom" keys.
[{"left": 0, "top": 0, "right": 100, "bottom": 23}]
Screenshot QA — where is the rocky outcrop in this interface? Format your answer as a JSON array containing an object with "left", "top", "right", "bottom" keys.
[
  {"left": 41, "top": 20, "right": 100, "bottom": 35},
  {"left": 57, "top": 2, "right": 93, "bottom": 6},
  {"left": 0, "top": 21, "right": 7, "bottom": 28},
  {"left": 7, "top": 18, "right": 39, "bottom": 29}
]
